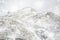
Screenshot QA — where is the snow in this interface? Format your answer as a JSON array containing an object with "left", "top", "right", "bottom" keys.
[{"left": 0, "top": 0, "right": 60, "bottom": 40}]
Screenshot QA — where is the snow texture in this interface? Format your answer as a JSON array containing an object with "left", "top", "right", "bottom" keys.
[{"left": 0, "top": 0, "right": 60, "bottom": 40}]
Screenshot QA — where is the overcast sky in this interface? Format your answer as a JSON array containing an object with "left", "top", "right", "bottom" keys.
[{"left": 0, "top": 0, "right": 60, "bottom": 14}]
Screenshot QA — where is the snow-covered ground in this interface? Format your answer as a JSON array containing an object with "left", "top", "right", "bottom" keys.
[{"left": 0, "top": 0, "right": 60, "bottom": 40}]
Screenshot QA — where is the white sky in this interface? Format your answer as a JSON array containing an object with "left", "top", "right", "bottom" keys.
[{"left": 0, "top": 0, "right": 60, "bottom": 14}]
